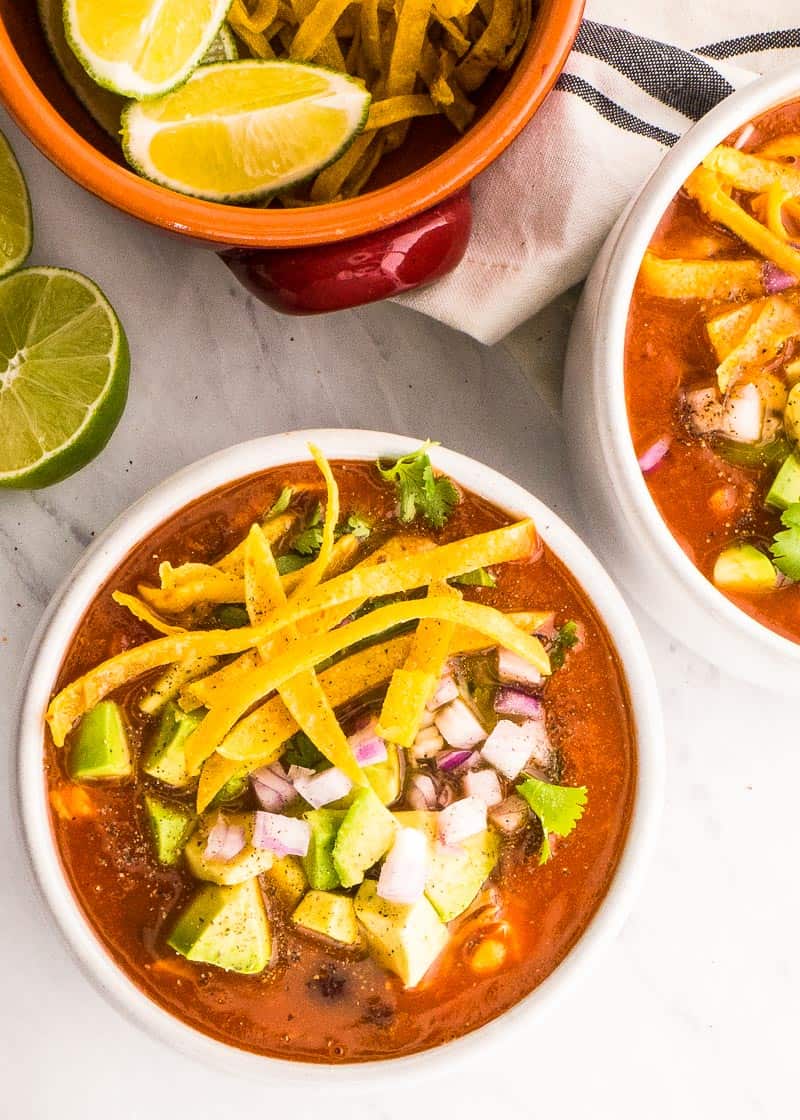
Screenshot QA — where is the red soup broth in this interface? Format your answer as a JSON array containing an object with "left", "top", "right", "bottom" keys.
[{"left": 45, "top": 459, "right": 635, "bottom": 1062}]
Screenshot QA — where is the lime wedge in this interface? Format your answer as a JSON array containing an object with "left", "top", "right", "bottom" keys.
[
  {"left": 63, "top": 0, "right": 232, "bottom": 99},
  {"left": 0, "top": 132, "right": 32, "bottom": 279},
  {"left": 122, "top": 60, "right": 371, "bottom": 203},
  {"left": 0, "top": 267, "right": 130, "bottom": 489},
  {"left": 39, "top": 0, "right": 238, "bottom": 140}
]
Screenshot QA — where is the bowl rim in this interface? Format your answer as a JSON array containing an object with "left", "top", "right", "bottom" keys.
[
  {"left": 16, "top": 428, "right": 664, "bottom": 1086},
  {"left": 0, "top": 0, "right": 584, "bottom": 248},
  {"left": 591, "top": 59, "right": 800, "bottom": 668}
]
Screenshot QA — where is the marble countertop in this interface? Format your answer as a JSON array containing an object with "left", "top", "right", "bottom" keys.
[{"left": 1, "top": 107, "right": 795, "bottom": 1119}]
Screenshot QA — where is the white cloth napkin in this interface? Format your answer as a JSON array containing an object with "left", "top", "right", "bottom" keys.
[{"left": 396, "top": 1, "right": 800, "bottom": 344}]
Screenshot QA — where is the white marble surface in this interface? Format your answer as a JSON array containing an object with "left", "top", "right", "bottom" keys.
[{"left": 1, "top": 106, "right": 796, "bottom": 1119}]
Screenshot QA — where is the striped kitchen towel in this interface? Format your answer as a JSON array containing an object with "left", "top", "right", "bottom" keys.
[{"left": 397, "top": 2, "right": 800, "bottom": 344}]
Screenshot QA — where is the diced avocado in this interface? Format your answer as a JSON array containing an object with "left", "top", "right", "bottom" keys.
[
  {"left": 365, "top": 744, "right": 402, "bottom": 806},
  {"left": 766, "top": 453, "right": 800, "bottom": 511},
  {"left": 207, "top": 768, "right": 248, "bottom": 809},
  {"left": 167, "top": 879, "right": 271, "bottom": 974},
  {"left": 184, "top": 812, "right": 274, "bottom": 885},
  {"left": 302, "top": 809, "right": 345, "bottom": 890},
  {"left": 265, "top": 856, "right": 308, "bottom": 909},
  {"left": 354, "top": 879, "right": 448, "bottom": 988},
  {"left": 713, "top": 542, "right": 776, "bottom": 593},
  {"left": 142, "top": 701, "right": 205, "bottom": 788},
  {"left": 67, "top": 701, "right": 132, "bottom": 782},
  {"left": 292, "top": 890, "right": 360, "bottom": 945},
  {"left": 333, "top": 788, "right": 396, "bottom": 889},
  {"left": 144, "top": 793, "right": 196, "bottom": 866},
  {"left": 395, "top": 811, "right": 500, "bottom": 921}
]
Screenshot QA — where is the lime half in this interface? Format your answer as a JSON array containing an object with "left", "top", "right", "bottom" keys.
[
  {"left": 122, "top": 60, "right": 371, "bottom": 203},
  {"left": 0, "top": 268, "right": 130, "bottom": 489},
  {"left": 63, "top": 0, "right": 233, "bottom": 99},
  {"left": 0, "top": 132, "right": 33, "bottom": 279},
  {"left": 38, "top": 0, "right": 237, "bottom": 140}
]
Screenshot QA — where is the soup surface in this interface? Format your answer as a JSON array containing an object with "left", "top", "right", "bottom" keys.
[
  {"left": 45, "top": 450, "right": 635, "bottom": 1062},
  {"left": 626, "top": 101, "right": 800, "bottom": 644}
]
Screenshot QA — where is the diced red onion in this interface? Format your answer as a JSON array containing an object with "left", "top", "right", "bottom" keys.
[
  {"left": 412, "top": 726, "right": 444, "bottom": 760},
  {"left": 482, "top": 719, "right": 549, "bottom": 779},
  {"left": 524, "top": 719, "right": 553, "bottom": 770},
  {"left": 434, "top": 698, "right": 486, "bottom": 749},
  {"left": 463, "top": 768, "right": 504, "bottom": 808},
  {"left": 377, "top": 827, "right": 428, "bottom": 904},
  {"left": 348, "top": 719, "right": 388, "bottom": 766},
  {"left": 722, "top": 383, "right": 763, "bottom": 444},
  {"left": 494, "top": 687, "right": 543, "bottom": 719},
  {"left": 638, "top": 437, "right": 671, "bottom": 473},
  {"left": 407, "top": 772, "right": 438, "bottom": 811},
  {"left": 251, "top": 765, "right": 297, "bottom": 812},
  {"left": 427, "top": 674, "right": 459, "bottom": 711},
  {"left": 489, "top": 794, "right": 530, "bottom": 835},
  {"left": 294, "top": 767, "right": 352, "bottom": 809},
  {"left": 252, "top": 811, "right": 310, "bottom": 857},
  {"left": 497, "top": 648, "right": 542, "bottom": 688},
  {"left": 763, "top": 261, "right": 798, "bottom": 294},
  {"left": 437, "top": 748, "right": 478, "bottom": 771},
  {"left": 286, "top": 764, "right": 315, "bottom": 783},
  {"left": 438, "top": 796, "right": 487, "bottom": 846},
  {"left": 204, "top": 817, "right": 246, "bottom": 862}
]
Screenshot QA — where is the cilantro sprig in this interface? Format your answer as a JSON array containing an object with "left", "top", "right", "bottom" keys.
[
  {"left": 549, "top": 620, "right": 580, "bottom": 670},
  {"left": 516, "top": 776, "right": 588, "bottom": 865},
  {"left": 377, "top": 441, "right": 460, "bottom": 529},
  {"left": 770, "top": 502, "right": 800, "bottom": 581},
  {"left": 267, "top": 486, "right": 293, "bottom": 518},
  {"left": 450, "top": 567, "right": 497, "bottom": 588}
]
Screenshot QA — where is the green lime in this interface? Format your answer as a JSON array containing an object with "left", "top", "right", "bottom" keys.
[
  {"left": 0, "top": 131, "right": 33, "bottom": 279},
  {"left": 122, "top": 60, "right": 371, "bottom": 203},
  {"left": 0, "top": 267, "right": 130, "bottom": 489},
  {"left": 38, "top": 0, "right": 238, "bottom": 141}
]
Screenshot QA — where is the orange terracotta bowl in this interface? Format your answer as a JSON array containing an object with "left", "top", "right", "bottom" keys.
[{"left": 0, "top": 0, "right": 584, "bottom": 313}]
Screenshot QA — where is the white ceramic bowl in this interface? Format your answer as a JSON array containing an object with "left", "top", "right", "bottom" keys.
[
  {"left": 16, "top": 429, "right": 664, "bottom": 1085},
  {"left": 564, "top": 62, "right": 800, "bottom": 693}
]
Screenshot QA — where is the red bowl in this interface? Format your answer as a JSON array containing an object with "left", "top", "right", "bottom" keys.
[{"left": 0, "top": 0, "right": 584, "bottom": 313}]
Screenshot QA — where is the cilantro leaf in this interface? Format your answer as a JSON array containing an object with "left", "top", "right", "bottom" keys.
[
  {"left": 293, "top": 504, "right": 323, "bottom": 555},
  {"left": 341, "top": 513, "right": 372, "bottom": 540},
  {"left": 516, "top": 776, "right": 588, "bottom": 865},
  {"left": 267, "top": 486, "right": 293, "bottom": 518},
  {"left": 282, "top": 731, "right": 328, "bottom": 770},
  {"left": 450, "top": 567, "right": 497, "bottom": 588},
  {"left": 377, "top": 441, "right": 460, "bottom": 528},
  {"left": 549, "top": 620, "right": 579, "bottom": 670},
  {"left": 276, "top": 552, "right": 312, "bottom": 575},
  {"left": 770, "top": 502, "right": 800, "bottom": 581}
]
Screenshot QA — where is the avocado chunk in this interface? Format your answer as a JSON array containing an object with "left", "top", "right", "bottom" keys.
[
  {"left": 142, "top": 701, "right": 205, "bottom": 788},
  {"left": 184, "top": 812, "right": 274, "bottom": 885},
  {"left": 293, "top": 890, "right": 360, "bottom": 945},
  {"left": 713, "top": 542, "right": 776, "bottom": 593},
  {"left": 333, "top": 788, "right": 396, "bottom": 888},
  {"left": 67, "top": 701, "right": 132, "bottom": 782},
  {"left": 302, "top": 809, "right": 345, "bottom": 890},
  {"left": 395, "top": 810, "right": 500, "bottom": 921},
  {"left": 766, "top": 453, "right": 800, "bottom": 510},
  {"left": 265, "top": 855, "right": 308, "bottom": 909},
  {"left": 365, "top": 744, "right": 403, "bottom": 806},
  {"left": 144, "top": 793, "right": 196, "bottom": 866},
  {"left": 354, "top": 879, "right": 448, "bottom": 988},
  {"left": 167, "top": 879, "right": 271, "bottom": 974}
]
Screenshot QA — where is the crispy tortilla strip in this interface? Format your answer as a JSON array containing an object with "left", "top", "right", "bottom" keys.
[
  {"left": 377, "top": 582, "right": 458, "bottom": 747},
  {"left": 387, "top": 0, "right": 433, "bottom": 97},
  {"left": 456, "top": 0, "right": 515, "bottom": 91},
  {"left": 714, "top": 294, "right": 800, "bottom": 392},
  {"left": 197, "top": 754, "right": 251, "bottom": 813},
  {"left": 181, "top": 649, "right": 261, "bottom": 711},
  {"left": 359, "top": 0, "right": 381, "bottom": 70},
  {"left": 293, "top": 445, "right": 340, "bottom": 595},
  {"left": 366, "top": 94, "right": 438, "bottom": 130},
  {"left": 245, "top": 525, "right": 365, "bottom": 786},
  {"left": 639, "top": 252, "right": 764, "bottom": 301},
  {"left": 288, "top": 0, "right": 346, "bottom": 68},
  {"left": 112, "top": 592, "right": 186, "bottom": 636},
  {"left": 184, "top": 595, "right": 551, "bottom": 766},
  {"left": 702, "top": 146, "right": 800, "bottom": 197},
  {"left": 229, "top": 0, "right": 279, "bottom": 32},
  {"left": 706, "top": 300, "right": 764, "bottom": 362},
  {"left": 138, "top": 656, "right": 220, "bottom": 717},
  {"left": 434, "top": 0, "right": 479, "bottom": 17},
  {"left": 216, "top": 510, "right": 298, "bottom": 576},
  {"left": 685, "top": 167, "right": 800, "bottom": 280},
  {"left": 758, "top": 135, "right": 800, "bottom": 160},
  {"left": 290, "top": 0, "right": 354, "bottom": 59},
  {"left": 212, "top": 609, "right": 552, "bottom": 766},
  {"left": 48, "top": 522, "right": 536, "bottom": 746},
  {"left": 311, "top": 133, "right": 376, "bottom": 202}
]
